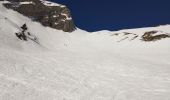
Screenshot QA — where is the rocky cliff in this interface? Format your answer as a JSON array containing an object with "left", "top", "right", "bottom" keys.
[{"left": 2, "top": 0, "right": 76, "bottom": 32}]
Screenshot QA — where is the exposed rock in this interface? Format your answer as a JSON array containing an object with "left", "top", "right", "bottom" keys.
[
  {"left": 3, "top": 0, "right": 76, "bottom": 32},
  {"left": 123, "top": 32, "right": 132, "bottom": 35},
  {"left": 142, "top": 31, "right": 170, "bottom": 41}
]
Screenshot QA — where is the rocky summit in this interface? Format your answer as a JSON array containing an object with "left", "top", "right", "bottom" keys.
[{"left": 2, "top": 0, "right": 76, "bottom": 32}]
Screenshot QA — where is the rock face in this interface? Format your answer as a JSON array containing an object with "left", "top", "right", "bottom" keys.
[
  {"left": 3, "top": 0, "right": 76, "bottom": 32},
  {"left": 142, "top": 31, "right": 170, "bottom": 41},
  {"left": 110, "top": 29, "right": 170, "bottom": 42}
]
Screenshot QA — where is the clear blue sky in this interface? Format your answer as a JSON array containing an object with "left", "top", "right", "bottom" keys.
[{"left": 50, "top": 0, "right": 170, "bottom": 32}]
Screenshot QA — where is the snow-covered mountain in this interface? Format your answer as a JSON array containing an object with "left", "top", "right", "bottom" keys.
[
  {"left": 0, "top": 1, "right": 170, "bottom": 100},
  {"left": 2, "top": 0, "right": 76, "bottom": 32}
]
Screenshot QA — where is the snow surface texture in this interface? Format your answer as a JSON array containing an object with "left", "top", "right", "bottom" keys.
[
  {"left": 0, "top": 2, "right": 170, "bottom": 100},
  {"left": 40, "top": 0, "right": 65, "bottom": 7},
  {"left": 19, "top": 1, "right": 35, "bottom": 5}
]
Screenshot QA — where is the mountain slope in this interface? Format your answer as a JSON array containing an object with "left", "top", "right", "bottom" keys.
[
  {"left": 0, "top": 1, "right": 170, "bottom": 100},
  {"left": 2, "top": 0, "right": 76, "bottom": 32}
]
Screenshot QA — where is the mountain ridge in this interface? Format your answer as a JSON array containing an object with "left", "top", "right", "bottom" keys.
[{"left": 1, "top": 0, "right": 76, "bottom": 32}]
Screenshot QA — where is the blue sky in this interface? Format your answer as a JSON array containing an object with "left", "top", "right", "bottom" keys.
[{"left": 50, "top": 0, "right": 170, "bottom": 32}]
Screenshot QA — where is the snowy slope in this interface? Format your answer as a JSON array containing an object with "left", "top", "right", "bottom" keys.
[{"left": 0, "top": 2, "right": 170, "bottom": 100}]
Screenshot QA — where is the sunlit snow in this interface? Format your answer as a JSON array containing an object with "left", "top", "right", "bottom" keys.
[{"left": 0, "top": 2, "right": 170, "bottom": 100}]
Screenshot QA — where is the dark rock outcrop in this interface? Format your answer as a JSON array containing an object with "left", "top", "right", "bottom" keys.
[
  {"left": 3, "top": 0, "right": 76, "bottom": 32},
  {"left": 142, "top": 31, "right": 170, "bottom": 41}
]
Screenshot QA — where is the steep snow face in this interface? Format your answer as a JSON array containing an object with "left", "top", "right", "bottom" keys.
[{"left": 0, "top": 2, "right": 170, "bottom": 100}]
